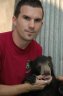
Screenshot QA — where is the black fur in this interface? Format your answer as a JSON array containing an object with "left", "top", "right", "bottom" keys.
[{"left": 19, "top": 56, "right": 63, "bottom": 96}]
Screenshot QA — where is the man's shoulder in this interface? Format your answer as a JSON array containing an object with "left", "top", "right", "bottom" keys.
[
  {"left": 0, "top": 31, "right": 12, "bottom": 46},
  {"left": 0, "top": 31, "right": 12, "bottom": 37},
  {"left": 0, "top": 31, "right": 12, "bottom": 41}
]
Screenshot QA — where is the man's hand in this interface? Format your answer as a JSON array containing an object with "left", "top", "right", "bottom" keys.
[{"left": 30, "top": 75, "right": 52, "bottom": 91}]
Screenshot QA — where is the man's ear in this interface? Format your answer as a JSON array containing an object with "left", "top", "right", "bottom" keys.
[{"left": 12, "top": 16, "right": 17, "bottom": 27}]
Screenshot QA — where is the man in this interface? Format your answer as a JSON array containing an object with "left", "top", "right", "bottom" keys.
[{"left": 0, "top": 0, "right": 52, "bottom": 96}]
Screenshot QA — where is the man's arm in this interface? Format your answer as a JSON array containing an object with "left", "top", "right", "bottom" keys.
[
  {"left": 0, "top": 83, "right": 32, "bottom": 96},
  {"left": 0, "top": 75, "right": 52, "bottom": 96}
]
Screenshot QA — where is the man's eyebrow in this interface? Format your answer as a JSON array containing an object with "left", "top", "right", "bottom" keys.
[
  {"left": 22, "top": 15, "right": 31, "bottom": 19},
  {"left": 22, "top": 14, "right": 42, "bottom": 20}
]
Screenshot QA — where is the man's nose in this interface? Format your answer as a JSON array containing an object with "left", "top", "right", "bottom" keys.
[{"left": 29, "top": 19, "right": 35, "bottom": 29}]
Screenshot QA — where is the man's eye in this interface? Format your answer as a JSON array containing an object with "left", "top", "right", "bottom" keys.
[
  {"left": 23, "top": 16, "right": 30, "bottom": 20},
  {"left": 35, "top": 19, "right": 42, "bottom": 23}
]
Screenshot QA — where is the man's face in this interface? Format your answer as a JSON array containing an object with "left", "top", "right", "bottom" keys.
[{"left": 13, "top": 5, "right": 43, "bottom": 41}]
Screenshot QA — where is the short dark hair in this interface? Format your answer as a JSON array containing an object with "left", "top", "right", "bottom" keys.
[{"left": 14, "top": 0, "right": 44, "bottom": 18}]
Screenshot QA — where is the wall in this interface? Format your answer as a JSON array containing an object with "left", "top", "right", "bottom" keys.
[{"left": 0, "top": 0, "right": 15, "bottom": 32}]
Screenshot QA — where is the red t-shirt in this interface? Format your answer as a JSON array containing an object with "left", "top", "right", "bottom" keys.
[{"left": 0, "top": 31, "right": 42, "bottom": 85}]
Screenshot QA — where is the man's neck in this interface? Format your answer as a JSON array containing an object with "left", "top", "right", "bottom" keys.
[{"left": 12, "top": 30, "right": 31, "bottom": 49}]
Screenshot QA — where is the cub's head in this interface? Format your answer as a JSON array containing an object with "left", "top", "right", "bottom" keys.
[{"left": 29, "top": 55, "right": 55, "bottom": 77}]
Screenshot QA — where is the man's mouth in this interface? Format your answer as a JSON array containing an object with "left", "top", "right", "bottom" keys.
[{"left": 25, "top": 29, "right": 35, "bottom": 33}]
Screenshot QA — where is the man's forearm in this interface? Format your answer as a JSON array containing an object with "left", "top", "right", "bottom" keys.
[
  {"left": 0, "top": 76, "right": 52, "bottom": 96},
  {"left": 0, "top": 83, "right": 32, "bottom": 96}
]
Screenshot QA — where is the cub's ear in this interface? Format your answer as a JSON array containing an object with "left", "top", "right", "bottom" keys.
[
  {"left": 47, "top": 56, "right": 53, "bottom": 68},
  {"left": 47, "top": 56, "right": 55, "bottom": 76},
  {"left": 29, "top": 61, "right": 33, "bottom": 66},
  {"left": 47, "top": 56, "right": 52, "bottom": 62},
  {"left": 29, "top": 61, "right": 35, "bottom": 69},
  {"left": 47, "top": 56, "right": 53, "bottom": 65}
]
